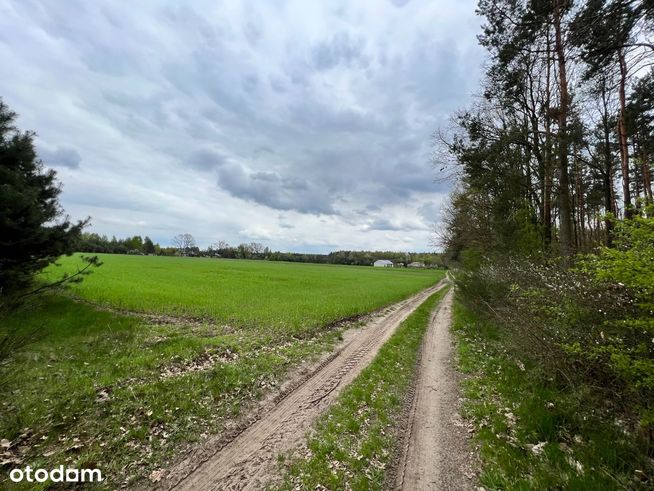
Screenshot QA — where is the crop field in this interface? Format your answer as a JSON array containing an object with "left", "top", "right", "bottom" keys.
[
  {"left": 1, "top": 255, "right": 443, "bottom": 488},
  {"left": 44, "top": 254, "right": 442, "bottom": 336}
]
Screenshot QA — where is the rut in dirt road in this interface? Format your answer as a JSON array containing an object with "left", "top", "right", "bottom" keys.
[
  {"left": 156, "top": 280, "right": 447, "bottom": 491},
  {"left": 395, "top": 289, "right": 474, "bottom": 491}
]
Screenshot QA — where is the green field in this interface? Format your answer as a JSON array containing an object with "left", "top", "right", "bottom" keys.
[
  {"left": 44, "top": 254, "right": 441, "bottom": 335},
  {"left": 1, "top": 255, "right": 443, "bottom": 488}
]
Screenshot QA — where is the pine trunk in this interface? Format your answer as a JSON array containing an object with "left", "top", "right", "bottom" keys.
[
  {"left": 617, "top": 48, "right": 632, "bottom": 218},
  {"left": 554, "top": 0, "right": 574, "bottom": 257}
]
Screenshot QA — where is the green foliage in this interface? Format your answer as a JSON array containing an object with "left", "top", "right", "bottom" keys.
[
  {"left": 452, "top": 296, "right": 654, "bottom": 489},
  {"left": 0, "top": 99, "right": 86, "bottom": 297},
  {"left": 576, "top": 207, "right": 654, "bottom": 429},
  {"left": 77, "top": 233, "right": 162, "bottom": 255},
  {"left": 514, "top": 205, "right": 543, "bottom": 256},
  {"left": 142, "top": 236, "right": 156, "bottom": 254},
  {"left": 456, "top": 247, "right": 654, "bottom": 456},
  {"left": 582, "top": 206, "right": 654, "bottom": 300}
]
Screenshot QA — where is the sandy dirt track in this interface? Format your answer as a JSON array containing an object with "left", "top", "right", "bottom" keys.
[
  {"left": 394, "top": 289, "right": 474, "bottom": 490},
  {"left": 156, "top": 280, "right": 446, "bottom": 491}
]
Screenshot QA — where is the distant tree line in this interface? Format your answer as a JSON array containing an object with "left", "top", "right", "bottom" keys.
[
  {"left": 210, "top": 243, "right": 443, "bottom": 266},
  {"left": 76, "top": 233, "right": 160, "bottom": 255},
  {"left": 76, "top": 233, "right": 443, "bottom": 267}
]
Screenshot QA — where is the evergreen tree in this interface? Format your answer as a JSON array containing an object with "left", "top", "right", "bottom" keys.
[
  {"left": 572, "top": 0, "right": 652, "bottom": 217},
  {"left": 626, "top": 70, "right": 654, "bottom": 203},
  {"left": 143, "top": 236, "right": 156, "bottom": 254},
  {"left": 0, "top": 99, "right": 87, "bottom": 296}
]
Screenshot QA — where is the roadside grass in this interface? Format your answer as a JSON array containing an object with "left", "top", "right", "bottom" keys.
[
  {"left": 274, "top": 286, "right": 449, "bottom": 490},
  {"left": 44, "top": 254, "right": 443, "bottom": 336},
  {"left": 1, "top": 259, "right": 442, "bottom": 488},
  {"left": 452, "top": 296, "right": 653, "bottom": 490},
  {"left": 0, "top": 295, "right": 343, "bottom": 489}
]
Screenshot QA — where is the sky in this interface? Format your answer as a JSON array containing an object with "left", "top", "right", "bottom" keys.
[{"left": 0, "top": 0, "right": 484, "bottom": 253}]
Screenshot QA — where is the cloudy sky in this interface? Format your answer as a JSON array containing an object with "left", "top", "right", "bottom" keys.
[{"left": 0, "top": 0, "right": 483, "bottom": 253}]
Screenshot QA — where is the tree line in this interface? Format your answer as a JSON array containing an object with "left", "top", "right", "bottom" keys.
[
  {"left": 441, "top": 0, "right": 654, "bottom": 464},
  {"left": 441, "top": 0, "right": 653, "bottom": 260},
  {"left": 76, "top": 232, "right": 160, "bottom": 255},
  {"left": 77, "top": 233, "right": 443, "bottom": 266}
]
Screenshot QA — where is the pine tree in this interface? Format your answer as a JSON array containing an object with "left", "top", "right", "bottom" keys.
[
  {"left": 0, "top": 99, "right": 87, "bottom": 296},
  {"left": 571, "top": 0, "right": 652, "bottom": 217},
  {"left": 143, "top": 236, "right": 156, "bottom": 254}
]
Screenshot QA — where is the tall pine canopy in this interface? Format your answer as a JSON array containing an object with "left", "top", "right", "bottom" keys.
[{"left": 0, "top": 98, "right": 86, "bottom": 296}]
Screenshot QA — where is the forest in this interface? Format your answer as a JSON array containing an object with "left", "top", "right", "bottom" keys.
[
  {"left": 442, "top": 0, "right": 654, "bottom": 486},
  {"left": 442, "top": 0, "right": 652, "bottom": 257}
]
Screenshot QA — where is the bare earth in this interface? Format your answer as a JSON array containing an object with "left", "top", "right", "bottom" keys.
[
  {"left": 156, "top": 280, "right": 446, "bottom": 491},
  {"left": 394, "top": 289, "right": 475, "bottom": 491}
]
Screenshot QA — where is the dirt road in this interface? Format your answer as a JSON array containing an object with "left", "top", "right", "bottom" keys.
[
  {"left": 156, "top": 280, "right": 446, "bottom": 491},
  {"left": 394, "top": 289, "right": 474, "bottom": 490}
]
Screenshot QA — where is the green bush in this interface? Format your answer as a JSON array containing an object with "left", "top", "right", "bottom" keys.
[
  {"left": 579, "top": 206, "right": 654, "bottom": 434},
  {"left": 455, "top": 209, "right": 654, "bottom": 451}
]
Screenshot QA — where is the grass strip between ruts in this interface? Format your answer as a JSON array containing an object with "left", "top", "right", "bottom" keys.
[{"left": 274, "top": 285, "right": 449, "bottom": 490}]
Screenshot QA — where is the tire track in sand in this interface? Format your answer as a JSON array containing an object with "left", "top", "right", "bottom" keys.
[
  {"left": 394, "top": 289, "right": 475, "bottom": 490},
  {"left": 156, "top": 280, "right": 446, "bottom": 491}
]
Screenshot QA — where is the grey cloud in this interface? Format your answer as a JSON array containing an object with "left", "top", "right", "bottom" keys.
[
  {"left": 367, "top": 217, "right": 426, "bottom": 231},
  {"left": 243, "top": 21, "right": 263, "bottom": 47},
  {"left": 187, "top": 149, "right": 228, "bottom": 171},
  {"left": 216, "top": 163, "right": 336, "bottom": 215},
  {"left": 40, "top": 145, "right": 82, "bottom": 169},
  {"left": 385, "top": 161, "right": 450, "bottom": 196},
  {"left": 368, "top": 218, "right": 402, "bottom": 231},
  {"left": 288, "top": 101, "right": 386, "bottom": 134},
  {"left": 269, "top": 76, "right": 287, "bottom": 93},
  {"left": 418, "top": 201, "right": 442, "bottom": 224},
  {"left": 277, "top": 213, "right": 296, "bottom": 229},
  {"left": 311, "top": 32, "right": 368, "bottom": 71},
  {"left": 243, "top": 73, "right": 260, "bottom": 93}
]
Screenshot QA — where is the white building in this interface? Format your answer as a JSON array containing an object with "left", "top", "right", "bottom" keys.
[{"left": 373, "top": 259, "right": 393, "bottom": 267}]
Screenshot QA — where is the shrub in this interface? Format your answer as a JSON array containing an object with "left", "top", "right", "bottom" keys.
[
  {"left": 579, "top": 206, "right": 654, "bottom": 438},
  {"left": 456, "top": 233, "right": 653, "bottom": 451}
]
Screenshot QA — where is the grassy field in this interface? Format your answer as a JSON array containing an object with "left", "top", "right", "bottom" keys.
[
  {"left": 1, "top": 255, "right": 443, "bottom": 488},
  {"left": 275, "top": 287, "right": 449, "bottom": 490},
  {"left": 43, "top": 254, "right": 441, "bottom": 336}
]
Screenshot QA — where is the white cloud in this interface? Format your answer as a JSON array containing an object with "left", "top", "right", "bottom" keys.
[{"left": 0, "top": 0, "right": 483, "bottom": 252}]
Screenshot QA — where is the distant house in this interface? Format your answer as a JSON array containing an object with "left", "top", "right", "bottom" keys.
[
  {"left": 408, "top": 261, "right": 426, "bottom": 268},
  {"left": 373, "top": 259, "right": 394, "bottom": 267}
]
